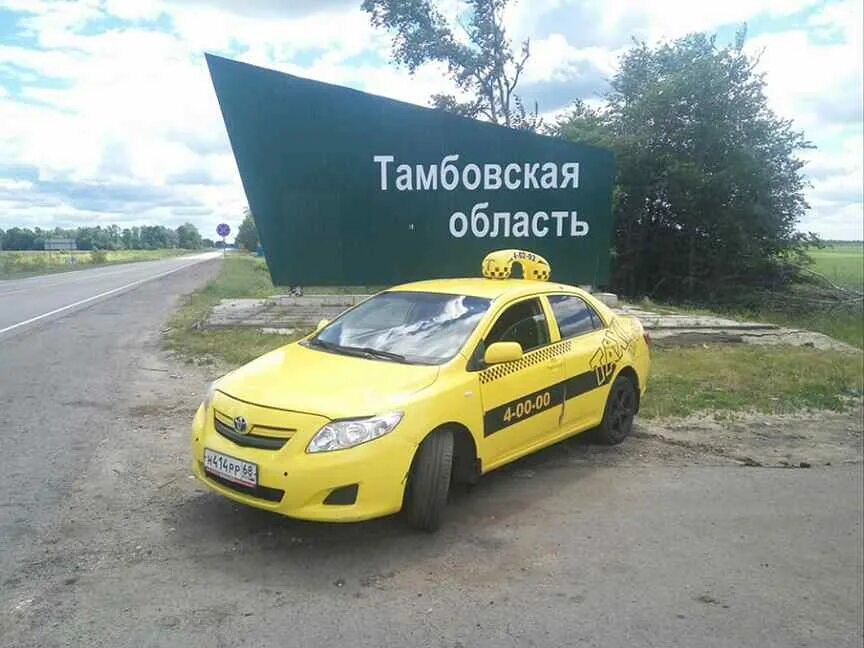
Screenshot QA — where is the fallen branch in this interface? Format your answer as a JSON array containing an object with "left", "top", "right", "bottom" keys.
[{"left": 799, "top": 267, "right": 864, "bottom": 297}]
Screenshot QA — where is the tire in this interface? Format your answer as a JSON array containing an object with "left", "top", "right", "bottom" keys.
[
  {"left": 595, "top": 375, "right": 637, "bottom": 445},
  {"left": 404, "top": 428, "right": 454, "bottom": 532}
]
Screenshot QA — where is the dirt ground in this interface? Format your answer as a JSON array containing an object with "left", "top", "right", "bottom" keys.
[{"left": 638, "top": 406, "right": 863, "bottom": 468}]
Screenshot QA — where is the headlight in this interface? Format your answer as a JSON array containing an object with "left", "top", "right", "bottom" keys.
[
  {"left": 307, "top": 413, "right": 403, "bottom": 453},
  {"left": 202, "top": 381, "right": 217, "bottom": 410}
]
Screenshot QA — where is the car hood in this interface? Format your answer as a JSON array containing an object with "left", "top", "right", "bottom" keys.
[{"left": 216, "top": 342, "right": 440, "bottom": 419}]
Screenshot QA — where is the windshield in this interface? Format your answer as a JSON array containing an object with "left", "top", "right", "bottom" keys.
[{"left": 308, "top": 291, "right": 491, "bottom": 365}]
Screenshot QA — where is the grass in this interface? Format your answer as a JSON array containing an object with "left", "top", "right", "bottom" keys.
[
  {"left": 641, "top": 346, "right": 863, "bottom": 419},
  {"left": 164, "top": 255, "right": 295, "bottom": 366},
  {"left": 0, "top": 248, "right": 192, "bottom": 279},
  {"left": 807, "top": 242, "right": 863, "bottom": 290}
]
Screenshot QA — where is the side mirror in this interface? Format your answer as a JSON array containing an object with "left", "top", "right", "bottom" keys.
[
  {"left": 315, "top": 318, "right": 329, "bottom": 332},
  {"left": 484, "top": 341, "right": 523, "bottom": 365}
]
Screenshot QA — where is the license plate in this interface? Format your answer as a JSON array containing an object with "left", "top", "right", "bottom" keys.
[{"left": 204, "top": 449, "right": 258, "bottom": 487}]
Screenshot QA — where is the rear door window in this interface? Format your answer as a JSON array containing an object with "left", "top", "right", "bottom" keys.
[{"left": 548, "top": 294, "right": 602, "bottom": 339}]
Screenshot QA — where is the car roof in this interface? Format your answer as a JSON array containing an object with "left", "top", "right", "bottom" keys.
[{"left": 389, "top": 277, "right": 586, "bottom": 300}]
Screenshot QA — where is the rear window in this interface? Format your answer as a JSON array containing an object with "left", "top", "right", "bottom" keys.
[{"left": 548, "top": 294, "right": 603, "bottom": 338}]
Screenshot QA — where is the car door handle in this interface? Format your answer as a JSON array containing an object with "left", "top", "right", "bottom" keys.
[{"left": 547, "top": 358, "right": 563, "bottom": 369}]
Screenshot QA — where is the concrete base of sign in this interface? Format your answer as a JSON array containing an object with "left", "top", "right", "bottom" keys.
[
  {"left": 203, "top": 295, "right": 858, "bottom": 352},
  {"left": 593, "top": 292, "right": 619, "bottom": 307},
  {"left": 204, "top": 295, "right": 368, "bottom": 329},
  {"left": 617, "top": 305, "right": 858, "bottom": 351}
]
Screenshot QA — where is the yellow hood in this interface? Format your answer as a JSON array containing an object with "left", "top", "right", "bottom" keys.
[{"left": 216, "top": 342, "right": 440, "bottom": 419}]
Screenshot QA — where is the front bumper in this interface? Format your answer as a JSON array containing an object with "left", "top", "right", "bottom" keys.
[{"left": 191, "top": 404, "right": 418, "bottom": 522}]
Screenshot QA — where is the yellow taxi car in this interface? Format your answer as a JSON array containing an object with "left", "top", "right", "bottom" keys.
[{"left": 192, "top": 250, "right": 650, "bottom": 530}]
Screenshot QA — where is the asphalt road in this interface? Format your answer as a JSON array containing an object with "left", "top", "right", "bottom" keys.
[
  {"left": 0, "top": 255, "right": 221, "bottom": 567},
  {"left": 0, "top": 257, "right": 861, "bottom": 648},
  {"left": 0, "top": 252, "right": 219, "bottom": 338}
]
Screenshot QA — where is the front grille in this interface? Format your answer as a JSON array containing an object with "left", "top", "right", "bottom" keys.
[
  {"left": 203, "top": 466, "right": 285, "bottom": 503},
  {"left": 213, "top": 416, "right": 288, "bottom": 450}
]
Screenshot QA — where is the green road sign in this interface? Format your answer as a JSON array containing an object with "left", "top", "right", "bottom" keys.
[{"left": 207, "top": 54, "right": 615, "bottom": 287}]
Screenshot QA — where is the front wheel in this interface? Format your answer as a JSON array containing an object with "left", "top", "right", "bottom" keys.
[
  {"left": 404, "top": 428, "right": 454, "bottom": 532},
  {"left": 595, "top": 375, "right": 637, "bottom": 445}
]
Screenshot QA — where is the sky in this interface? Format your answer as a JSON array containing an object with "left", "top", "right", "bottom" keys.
[{"left": 0, "top": 0, "right": 861, "bottom": 241}]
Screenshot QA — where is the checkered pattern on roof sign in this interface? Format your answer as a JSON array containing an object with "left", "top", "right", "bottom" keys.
[{"left": 481, "top": 249, "right": 551, "bottom": 281}]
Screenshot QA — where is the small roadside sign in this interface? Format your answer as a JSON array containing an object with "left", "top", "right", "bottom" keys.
[{"left": 217, "top": 223, "right": 231, "bottom": 256}]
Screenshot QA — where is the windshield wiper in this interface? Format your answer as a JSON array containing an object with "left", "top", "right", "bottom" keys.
[
  {"left": 308, "top": 338, "right": 363, "bottom": 357},
  {"left": 309, "top": 339, "right": 407, "bottom": 363},
  {"left": 353, "top": 347, "right": 408, "bottom": 363}
]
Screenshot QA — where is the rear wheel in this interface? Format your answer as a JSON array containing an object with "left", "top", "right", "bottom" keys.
[
  {"left": 595, "top": 375, "right": 637, "bottom": 445},
  {"left": 404, "top": 428, "right": 454, "bottom": 532}
]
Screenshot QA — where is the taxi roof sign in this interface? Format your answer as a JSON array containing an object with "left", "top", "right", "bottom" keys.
[{"left": 482, "top": 250, "right": 550, "bottom": 281}]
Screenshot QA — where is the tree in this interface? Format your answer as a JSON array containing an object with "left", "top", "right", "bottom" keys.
[
  {"left": 2, "top": 227, "right": 37, "bottom": 250},
  {"left": 362, "top": 0, "right": 540, "bottom": 129},
  {"left": 74, "top": 225, "right": 123, "bottom": 250},
  {"left": 75, "top": 226, "right": 98, "bottom": 250},
  {"left": 176, "top": 222, "right": 203, "bottom": 249},
  {"left": 122, "top": 227, "right": 141, "bottom": 250},
  {"left": 138, "top": 225, "right": 177, "bottom": 249},
  {"left": 553, "top": 31, "right": 813, "bottom": 301},
  {"left": 236, "top": 209, "right": 259, "bottom": 251}
]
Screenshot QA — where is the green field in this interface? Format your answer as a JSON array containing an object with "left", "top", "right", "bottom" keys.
[
  {"left": 807, "top": 242, "right": 864, "bottom": 290},
  {"left": 0, "top": 249, "right": 193, "bottom": 279}
]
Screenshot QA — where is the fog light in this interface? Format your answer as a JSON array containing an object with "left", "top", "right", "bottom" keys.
[{"left": 323, "top": 484, "right": 358, "bottom": 505}]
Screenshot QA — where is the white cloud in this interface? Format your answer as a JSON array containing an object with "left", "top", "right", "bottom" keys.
[
  {"left": 801, "top": 135, "right": 864, "bottom": 239},
  {"left": 505, "top": 0, "right": 821, "bottom": 48},
  {"left": 102, "top": 0, "right": 166, "bottom": 21},
  {"left": 166, "top": 3, "right": 381, "bottom": 61},
  {"left": 523, "top": 33, "right": 621, "bottom": 84},
  {"left": 746, "top": 31, "right": 862, "bottom": 132},
  {"left": 629, "top": 0, "right": 817, "bottom": 41},
  {"left": 0, "top": 178, "right": 33, "bottom": 191},
  {"left": 0, "top": 3, "right": 242, "bottom": 233},
  {"left": 743, "top": 1, "right": 863, "bottom": 240}
]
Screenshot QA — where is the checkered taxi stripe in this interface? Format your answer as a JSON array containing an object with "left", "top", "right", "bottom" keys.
[{"left": 479, "top": 339, "right": 572, "bottom": 384}]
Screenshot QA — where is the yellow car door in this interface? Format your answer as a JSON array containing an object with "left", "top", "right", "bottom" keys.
[
  {"left": 474, "top": 296, "right": 566, "bottom": 467},
  {"left": 547, "top": 293, "right": 611, "bottom": 430}
]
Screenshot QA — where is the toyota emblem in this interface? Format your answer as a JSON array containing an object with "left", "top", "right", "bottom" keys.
[{"left": 233, "top": 416, "right": 248, "bottom": 434}]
